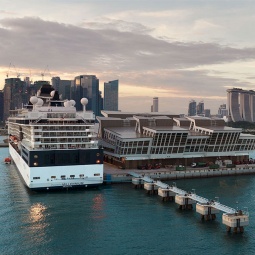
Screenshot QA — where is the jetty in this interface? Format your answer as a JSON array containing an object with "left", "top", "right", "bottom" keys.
[{"left": 129, "top": 172, "right": 249, "bottom": 233}]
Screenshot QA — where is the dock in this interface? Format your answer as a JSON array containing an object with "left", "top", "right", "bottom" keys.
[
  {"left": 129, "top": 172, "right": 249, "bottom": 233},
  {"left": 103, "top": 163, "right": 255, "bottom": 184}
]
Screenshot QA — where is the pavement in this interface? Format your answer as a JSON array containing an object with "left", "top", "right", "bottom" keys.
[
  {"left": 103, "top": 162, "right": 255, "bottom": 175},
  {"left": 104, "top": 162, "right": 184, "bottom": 175}
]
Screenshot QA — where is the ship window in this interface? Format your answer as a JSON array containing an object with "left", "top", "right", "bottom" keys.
[
  {"left": 33, "top": 177, "right": 40, "bottom": 179},
  {"left": 70, "top": 175, "right": 75, "bottom": 178},
  {"left": 61, "top": 175, "right": 66, "bottom": 179},
  {"left": 79, "top": 174, "right": 84, "bottom": 178},
  {"left": 94, "top": 173, "right": 100, "bottom": 176},
  {"left": 51, "top": 176, "right": 56, "bottom": 179}
]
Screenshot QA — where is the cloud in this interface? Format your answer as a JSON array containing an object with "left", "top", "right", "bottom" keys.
[
  {"left": 0, "top": 10, "right": 17, "bottom": 16},
  {"left": 1, "top": 16, "right": 255, "bottom": 113},
  {"left": 81, "top": 17, "right": 152, "bottom": 34},
  {"left": 1, "top": 17, "right": 255, "bottom": 72}
]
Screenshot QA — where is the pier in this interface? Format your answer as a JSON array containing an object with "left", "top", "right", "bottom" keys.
[{"left": 130, "top": 172, "right": 249, "bottom": 233}]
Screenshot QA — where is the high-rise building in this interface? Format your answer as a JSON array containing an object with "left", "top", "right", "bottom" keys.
[
  {"left": 240, "top": 91, "right": 252, "bottom": 122},
  {"left": 188, "top": 100, "right": 196, "bottom": 116},
  {"left": 0, "top": 90, "right": 4, "bottom": 123},
  {"left": 52, "top": 77, "right": 72, "bottom": 100},
  {"left": 71, "top": 75, "right": 102, "bottom": 116},
  {"left": 3, "top": 78, "right": 27, "bottom": 121},
  {"left": 227, "top": 88, "right": 243, "bottom": 122},
  {"left": 196, "top": 101, "right": 204, "bottom": 115},
  {"left": 218, "top": 104, "right": 228, "bottom": 118},
  {"left": 104, "top": 80, "right": 119, "bottom": 111},
  {"left": 152, "top": 97, "right": 159, "bottom": 112},
  {"left": 227, "top": 88, "right": 255, "bottom": 122},
  {"left": 204, "top": 109, "right": 211, "bottom": 117}
]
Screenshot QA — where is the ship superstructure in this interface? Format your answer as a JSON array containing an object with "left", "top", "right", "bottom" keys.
[{"left": 7, "top": 84, "right": 103, "bottom": 190}]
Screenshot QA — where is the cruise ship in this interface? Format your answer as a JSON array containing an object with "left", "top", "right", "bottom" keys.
[{"left": 7, "top": 84, "right": 103, "bottom": 190}]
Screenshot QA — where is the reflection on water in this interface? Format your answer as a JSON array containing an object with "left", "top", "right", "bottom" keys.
[
  {"left": 92, "top": 194, "right": 106, "bottom": 220},
  {"left": 1, "top": 147, "right": 255, "bottom": 254},
  {"left": 26, "top": 203, "right": 50, "bottom": 246},
  {"left": 29, "top": 203, "right": 48, "bottom": 223}
]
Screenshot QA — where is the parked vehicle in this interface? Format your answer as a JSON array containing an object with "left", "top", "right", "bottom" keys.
[
  {"left": 209, "top": 164, "right": 220, "bottom": 169},
  {"left": 191, "top": 162, "right": 207, "bottom": 168},
  {"left": 226, "top": 164, "right": 236, "bottom": 168},
  {"left": 152, "top": 163, "right": 162, "bottom": 169},
  {"left": 223, "top": 159, "right": 232, "bottom": 166},
  {"left": 176, "top": 165, "right": 186, "bottom": 171}
]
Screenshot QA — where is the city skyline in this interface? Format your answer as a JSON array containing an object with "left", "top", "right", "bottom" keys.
[{"left": 1, "top": 1, "right": 255, "bottom": 114}]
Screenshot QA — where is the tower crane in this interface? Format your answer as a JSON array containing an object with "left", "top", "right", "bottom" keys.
[
  {"left": 41, "top": 65, "right": 51, "bottom": 81},
  {"left": 6, "top": 63, "right": 21, "bottom": 78},
  {"left": 6, "top": 63, "right": 11, "bottom": 78}
]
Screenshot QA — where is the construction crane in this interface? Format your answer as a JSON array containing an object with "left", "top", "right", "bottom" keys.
[
  {"left": 29, "top": 69, "right": 33, "bottom": 84},
  {"left": 41, "top": 65, "right": 51, "bottom": 81},
  {"left": 13, "top": 64, "right": 21, "bottom": 78},
  {"left": 6, "top": 63, "right": 21, "bottom": 78},
  {"left": 6, "top": 63, "right": 11, "bottom": 78}
]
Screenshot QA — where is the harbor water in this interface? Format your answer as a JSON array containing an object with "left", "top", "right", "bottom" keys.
[{"left": 0, "top": 146, "right": 255, "bottom": 255}]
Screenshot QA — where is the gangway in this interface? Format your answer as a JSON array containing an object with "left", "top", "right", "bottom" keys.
[{"left": 129, "top": 171, "right": 249, "bottom": 232}]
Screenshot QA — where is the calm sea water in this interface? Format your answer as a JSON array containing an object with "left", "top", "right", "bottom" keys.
[{"left": 0, "top": 147, "right": 255, "bottom": 255}]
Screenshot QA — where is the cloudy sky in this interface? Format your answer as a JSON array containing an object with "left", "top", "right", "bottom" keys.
[{"left": 0, "top": 0, "right": 255, "bottom": 114}]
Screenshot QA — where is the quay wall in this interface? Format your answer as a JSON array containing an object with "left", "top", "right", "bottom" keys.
[{"left": 103, "top": 166, "right": 255, "bottom": 184}]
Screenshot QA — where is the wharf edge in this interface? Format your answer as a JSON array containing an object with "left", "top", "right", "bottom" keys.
[{"left": 103, "top": 163, "right": 255, "bottom": 184}]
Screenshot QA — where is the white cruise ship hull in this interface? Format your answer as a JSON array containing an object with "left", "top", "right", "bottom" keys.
[{"left": 9, "top": 145, "right": 103, "bottom": 190}]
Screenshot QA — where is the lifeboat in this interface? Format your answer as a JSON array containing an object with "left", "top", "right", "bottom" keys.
[{"left": 4, "top": 157, "right": 11, "bottom": 164}]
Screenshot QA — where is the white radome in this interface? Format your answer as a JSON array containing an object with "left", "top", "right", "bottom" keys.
[
  {"left": 64, "top": 101, "right": 71, "bottom": 107},
  {"left": 30, "top": 96, "right": 38, "bottom": 105},
  {"left": 70, "top": 100, "right": 76, "bottom": 106},
  {"left": 36, "top": 98, "right": 44, "bottom": 106},
  {"left": 81, "top": 98, "right": 88, "bottom": 105}
]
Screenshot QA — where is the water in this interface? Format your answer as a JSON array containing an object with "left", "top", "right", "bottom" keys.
[{"left": 0, "top": 147, "right": 255, "bottom": 255}]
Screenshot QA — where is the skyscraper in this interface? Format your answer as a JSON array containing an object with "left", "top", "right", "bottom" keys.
[
  {"left": 196, "top": 101, "right": 204, "bottom": 115},
  {"left": 188, "top": 100, "right": 196, "bottom": 116},
  {"left": 52, "top": 77, "right": 72, "bottom": 100},
  {"left": 218, "top": 104, "right": 228, "bottom": 118},
  {"left": 72, "top": 75, "right": 102, "bottom": 116},
  {"left": 104, "top": 80, "right": 119, "bottom": 111},
  {"left": 204, "top": 109, "right": 211, "bottom": 117},
  {"left": 226, "top": 88, "right": 255, "bottom": 122},
  {"left": 152, "top": 97, "right": 159, "bottom": 112},
  {"left": 3, "top": 78, "right": 27, "bottom": 121},
  {"left": 0, "top": 90, "right": 4, "bottom": 123}
]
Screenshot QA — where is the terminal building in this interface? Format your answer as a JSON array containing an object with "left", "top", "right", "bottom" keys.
[{"left": 97, "top": 111, "right": 255, "bottom": 169}]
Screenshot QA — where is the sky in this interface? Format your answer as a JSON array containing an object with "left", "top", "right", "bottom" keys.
[{"left": 1, "top": 0, "right": 255, "bottom": 114}]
